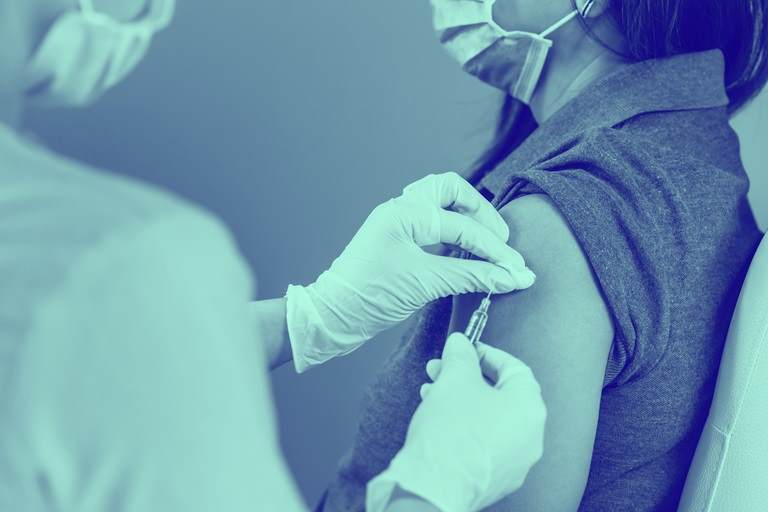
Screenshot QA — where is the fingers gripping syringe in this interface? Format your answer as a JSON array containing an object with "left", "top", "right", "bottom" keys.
[{"left": 464, "top": 291, "right": 492, "bottom": 344}]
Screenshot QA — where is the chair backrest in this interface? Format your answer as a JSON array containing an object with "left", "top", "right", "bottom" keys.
[{"left": 678, "top": 234, "right": 768, "bottom": 511}]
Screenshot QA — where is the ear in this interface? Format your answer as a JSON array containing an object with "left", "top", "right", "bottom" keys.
[{"left": 577, "top": 0, "right": 610, "bottom": 18}]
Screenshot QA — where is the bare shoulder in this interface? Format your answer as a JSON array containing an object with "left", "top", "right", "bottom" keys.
[
  {"left": 451, "top": 193, "right": 611, "bottom": 338},
  {"left": 501, "top": 194, "right": 586, "bottom": 278},
  {"left": 449, "top": 193, "right": 615, "bottom": 510}
]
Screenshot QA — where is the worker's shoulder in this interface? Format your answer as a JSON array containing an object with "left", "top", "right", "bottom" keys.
[
  {"left": 0, "top": 130, "right": 204, "bottom": 231},
  {"left": 0, "top": 129, "right": 246, "bottom": 311},
  {"left": 0, "top": 126, "right": 235, "bottom": 246}
]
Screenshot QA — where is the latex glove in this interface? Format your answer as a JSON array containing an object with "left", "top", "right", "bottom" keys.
[
  {"left": 366, "top": 333, "right": 547, "bottom": 512},
  {"left": 285, "top": 172, "right": 536, "bottom": 373}
]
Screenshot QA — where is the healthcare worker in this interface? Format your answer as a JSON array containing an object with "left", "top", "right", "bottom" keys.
[{"left": 0, "top": 1, "right": 546, "bottom": 511}]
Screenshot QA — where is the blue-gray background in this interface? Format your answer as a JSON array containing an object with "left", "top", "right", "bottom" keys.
[{"left": 24, "top": 1, "right": 768, "bottom": 506}]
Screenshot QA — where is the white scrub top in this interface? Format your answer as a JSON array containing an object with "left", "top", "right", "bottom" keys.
[{"left": 0, "top": 126, "right": 305, "bottom": 511}]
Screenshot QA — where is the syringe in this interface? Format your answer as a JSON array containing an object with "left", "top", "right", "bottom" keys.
[{"left": 464, "top": 291, "right": 492, "bottom": 344}]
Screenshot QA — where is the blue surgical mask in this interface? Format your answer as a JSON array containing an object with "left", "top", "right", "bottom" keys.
[
  {"left": 24, "top": 0, "right": 176, "bottom": 107},
  {"left": 431, "top": 0, "right": 593, "bottom": 104}
]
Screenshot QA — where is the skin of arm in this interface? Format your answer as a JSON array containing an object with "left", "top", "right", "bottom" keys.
[
  {"left": 448, "top": 194, "right": 614, "bottom": 511},
  {"left": 251, "top": 297, "right": 293, "bottom": 370}
]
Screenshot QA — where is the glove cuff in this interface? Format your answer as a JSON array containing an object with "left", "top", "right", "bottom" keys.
[
  {"left": 285, "top": 284, "right": 333, "bottom": 373},
  {"left": 366, "top": 451, "right": 481, "bottom": 512},
  {"left": 284, "top": 281, "right": 365, "bottom": 373}
]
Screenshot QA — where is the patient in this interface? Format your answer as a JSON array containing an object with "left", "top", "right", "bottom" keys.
[{"left": 321, "top": 1, "right": 767, "bottom": 510}]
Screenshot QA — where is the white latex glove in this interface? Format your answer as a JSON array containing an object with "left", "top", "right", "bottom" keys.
[
  {"left": 285, "top": 172, "right": 536, "bottom": 373},
  {"left": 366, "top": 333, "right": 547, "bottom": 512}
]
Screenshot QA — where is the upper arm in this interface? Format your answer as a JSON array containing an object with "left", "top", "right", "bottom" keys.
[
  {"left": 18, "top": 214, "right": 306, "bottom": 511},
  {"left": 449, "top": 194, "right": 614, "bottom": 511}
]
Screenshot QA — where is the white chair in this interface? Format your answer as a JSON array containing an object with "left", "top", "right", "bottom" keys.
[{"left": 678, "top": 234, "right": 768, "bottom": 511}]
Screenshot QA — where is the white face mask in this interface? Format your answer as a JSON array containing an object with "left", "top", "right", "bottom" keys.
[
  {"left": 431, "top": 0, "right": 593, "bottom": 104},
  {"left": 24, "top": 0, "right": 176, "bottom": 107}
]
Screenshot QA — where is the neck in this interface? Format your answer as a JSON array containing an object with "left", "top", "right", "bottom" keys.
[
  {"left": 0, "top": 43, "right": 27, "bottom": 130},
  {"left": 529, "top": 23, "right": 628, "bottom": 123},
  {"left": 0, "top": 88, "right": 25, "bottom": 130},
  {"left": 0, "top": 0, "right": 56, "bottom": 131}
]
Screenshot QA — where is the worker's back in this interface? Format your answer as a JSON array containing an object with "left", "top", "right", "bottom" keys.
[
  {"left": 0, "top": 125, "right": 306, "bottom": 511},
  {"left": 0, "top": 121, "right": 207, "bottom": 390},
  {"left": 0, "top": 123, "right": 200, "bottom": 391}
]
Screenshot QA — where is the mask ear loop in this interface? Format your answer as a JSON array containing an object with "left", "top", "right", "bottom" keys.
[
  {"left": 143, "top": 0, "right": 176, "bottom": 31},
  {"left": 77, "top": 0, "right": 174, "bottom": 31},
  {"left": 78, "top": 0, "right": 95, "bottom": 14},
  {"left": 539, "top": 0, "right": 597, "bottom": 38},
  {"left": 539, "top": 10, "right": 579, "bottom": 38},
  {"left": 581, "top": 0, "right": 597, "bottom": 17}
]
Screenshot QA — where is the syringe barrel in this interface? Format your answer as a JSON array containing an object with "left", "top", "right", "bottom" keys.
[
  {"left": 464, "top": 310, "right": 489, "bottom": 344},
  {"left": 463, "top": 295, "right": 492, "bottom": 344}
]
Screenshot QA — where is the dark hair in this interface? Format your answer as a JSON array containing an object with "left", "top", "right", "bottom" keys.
[{"left": 470, "top": 0, "right": 768, "bottom": 184}]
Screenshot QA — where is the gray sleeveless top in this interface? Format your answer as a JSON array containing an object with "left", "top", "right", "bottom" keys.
[{"left": 321, "top": 50, "right": 763, "bottom": 511}]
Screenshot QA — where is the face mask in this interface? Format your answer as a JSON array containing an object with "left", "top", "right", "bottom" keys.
[
  {"left": 432, "top": 0, "right": 593, "bottom": 104},
  {"left": 24, "top": 0, "right": 176, "bottom": 107}
]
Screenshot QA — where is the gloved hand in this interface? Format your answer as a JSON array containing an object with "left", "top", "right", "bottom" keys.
[
  {"left": 285, "top": 172, "right": 536, "bottom": 373},
  {"left": 366, "top": 333, "right": 547, "bottom": 512}
]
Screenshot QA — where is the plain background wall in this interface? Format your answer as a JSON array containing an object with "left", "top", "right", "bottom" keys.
[{"left": 24, "top": 1, "right": 768, "bottom": 506}]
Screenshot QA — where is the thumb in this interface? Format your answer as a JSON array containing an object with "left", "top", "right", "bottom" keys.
[{"left": 439, "top": 333, "right": 482, "bottom": 380}]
